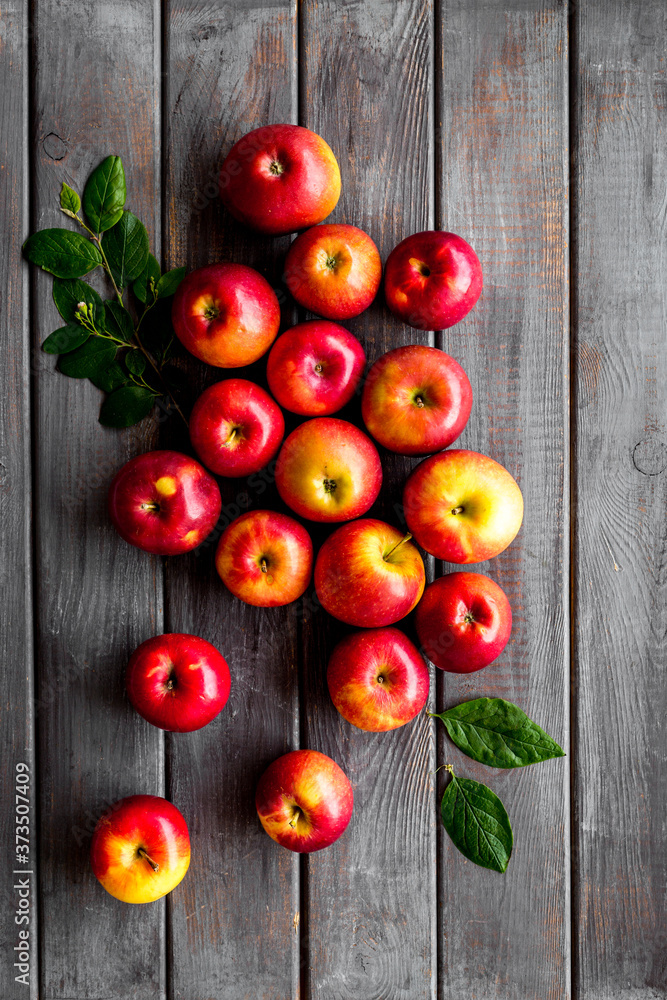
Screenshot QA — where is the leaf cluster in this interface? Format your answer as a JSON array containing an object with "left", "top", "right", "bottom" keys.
[
  {"left": 432, "top": 698, "right": 565, "bottom": 873},
  {"left": 23, "top": 157, "right": 186, "bottom": 427}
]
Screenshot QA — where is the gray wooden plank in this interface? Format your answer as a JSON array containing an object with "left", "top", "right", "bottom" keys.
[
  {"left": 299, "top": 2, "right": 438, "bottom": 997},
  {"left": 572, "top": 2, "right": 666, "bottom": 997},
  {"left": 163, "top": 4, "right": 300, "bottom": 998},
  {"left": 436, "top": 3, "right": 570, "bottom": 998},
  {"left": 0, "top": 3, "right": 37, "bottom": 999},
  {"left": 31, "top": 1, "right": 165, "bottom": 996}
]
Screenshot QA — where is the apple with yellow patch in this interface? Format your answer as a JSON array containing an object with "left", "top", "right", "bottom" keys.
[
  {"left": 403, "top": 449, "right": 523, "bottom": 562},
  {"left": 108, "top": 450, "right": 221, "bottom": 555},
  {"left": 256, "top": 750, "right": 353, "bottom": 853},
  {"left": 90, "top": 794, "right": 190, "bottom": 903}
]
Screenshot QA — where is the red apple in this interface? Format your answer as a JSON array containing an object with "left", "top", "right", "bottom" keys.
[
  {"left": 403, "top": 450, "right": 523, "bottom": 563},
  {"left": 415, "top": 572, "right": 512, "bottom": 673},
  {"left": 172, "top": 263, "right": 280, "bottom": 368},
  {"left": 219, "top": 124, "right": 341, "bottom": 236},
  {"left": 384, "top": 230, "right": 482, "bottom": 330},
  {"left": 361, "top": 344, "right": 472, "bottom": 455},
  {"left": 215, "top": 509, "right": 313, "bottom": 607},
  {"left": 327, "top": 627, "right": 430, "bottom": 731},
  {"left": 126, "top": 633, "right": 231, "bottom": 732},
  {"left": 255, "top": 749, "right": 353, "bottom": 853},
  {"left": 284, "top": 224, "right": 382, "bottom": 320},
  {"left": 314, "top": 518, "right": 425, "bottom": 627},
  {"left": 189, "top": 378, "right": 284, "bottom": 478},
  {"left": 108, "top": 450, "right": 221, "bottom": 556},
  {"left": 275, "top": 417, "right": 382, "bottom": 522},
  {"left": 266, "top": 320, "right": 366, "bottom": 416},
  {"left": 90, "top": 794, "right": 190, "bottom": 903}
]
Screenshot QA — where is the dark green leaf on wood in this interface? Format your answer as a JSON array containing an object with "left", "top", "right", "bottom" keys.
[
  {"left": 52, "top": 278, "right": 103, "bottom": 325},
  {"left": 132, "top": 253, "right": 161, "bottom": 304},
  {"left": 23, "top": 229, "right": 102, "bottom": 279},
  {"left": 433, "top": 698, "right": 566, "bottom": 769},
  {"left": 59, "top": 182, "right": 81, "bottom": 217},
  {"left": 156, "top": 267, "right": 186, "bottom": 299},
  {"left": 441, "top": 769, "right": 513, "bottom": 873},
  {"left": 42, "top": 324, "right": 89, "bottom": 354},
  {"left": 99, "top": 385, "right": 155, "bottom": 428},
  {"left": 58, "top": 338, "right": 116, "bottom": 379},
  {"left": 125, "top": 350, "right": 146, "bottom": 376},
  {"left": 90, "top": 361, "right": 129, "bottom": 393},
  {"left": 103, "top": 211, "right": 149, "bottom": 288},
  {"left": 82, "top": 155, "right": 126, "bottom": 233},
  {"left": 103, "top": 300, "right": 134, "bottom": 343}
]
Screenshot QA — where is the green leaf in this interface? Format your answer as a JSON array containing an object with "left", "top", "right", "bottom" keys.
[
  {"left": 23, "top": 229, "right": 102, "bottom": 279},
  {"left": 99, "top": 385, "right": 155, "bottom": 428},
  {"left": 82, "top": 156, "right": 126, "bottom": 233},
  {"left": 60, "top": 183, "right": 81, "bottom": 217},
  {"left": 132, "top": 253, "right": 161, "bottom": 304},
  {"left": 125, "top": 350, "right": 146, "bottom": 376},
  {"left": 52, "top": 278, "right": 103, "bottom": 325},
  {"left": 42, "top": 324, "right": 89, "bottom": 354},
  {"left": 58, "top": 338, "right": 116, "bottom": 379},
  {"left": 156, "top": 267, "right": 186, "bottom": 299},
  {"left": 441, "top": 769, "right": 513, "bottom": 873},
  {"left": 103, "top": 211, "right": 149, "bottom": 288},
  {"left": 90, "top": 361, "right": 129, "bottom": 393},
  {"left": 433, "top": 698, "right": 566, "bottom": 769},
  {"left": 104, "top": 301, "right": 134, "bottom": 343}
]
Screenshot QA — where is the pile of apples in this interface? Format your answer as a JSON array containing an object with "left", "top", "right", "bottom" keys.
[{"left": 91, "top": 125, "right": 523, "bottom": 904}]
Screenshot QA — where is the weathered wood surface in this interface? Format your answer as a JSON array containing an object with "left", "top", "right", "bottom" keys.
[
  {"left": 572, "top": 2, "right": 667, "bottom": 997},
  {"left": 300, "top": 2, "right": 437, "bottom": 997},
  {"left": 435, "top": 3, "right": 570, "bottom": 999},
  {"left": 31, "top": 1, "right": 165, "bottom": 997},
  {"left": 2, "top": 0, "right": 665, "bottom": 998},
  {"left": 0, "top": 3, "right": 37, "bottom": 999},
  {"left": 163, "top": 3, "right": 300, "bottom": 998}
]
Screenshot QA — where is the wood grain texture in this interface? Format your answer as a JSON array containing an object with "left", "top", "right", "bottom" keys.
[
  {"left": 163, "top": 4, "right": 300, "bottom": 998},
  {"left": 572, "top": 2, "right": 667, "bottom": 997},
  {"left": 31, "top": 1, "right": 165, "bottom": 996},
  {"left": 0, "top": 3, "right": 37, "bottom": 998},
  {"left": 299, "top": 2, "right": 437, "bottom": 997},
  {"left": 436, "top": 3, "right": 570, "bottom": 998}
]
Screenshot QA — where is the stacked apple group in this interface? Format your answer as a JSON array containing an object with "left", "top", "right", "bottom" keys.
[{"left": 92, "top": 125, "right": 523, "bottom": 904}]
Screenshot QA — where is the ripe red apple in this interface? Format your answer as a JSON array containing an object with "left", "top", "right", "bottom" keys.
[
  {"left": 126, "top": 633, "right": 231, "bottom": 732},
  {"left": 284, "top": 224, "right": 382, "bottom": 320},
  {"left": 90, "top": 794, "right": 190, "bottom": 903},
  {"left": 314, "top": 518, "right": 425, "bottom": 627},
  {"left": 403, "top": 450, "right": 523, "bottom": 563},
  {"left": 361, "top": 344, "right": 472, "bottom": 455},
  {"left": 172, "top": 263, "right": 280, "bottom": 368},
  {"left": 189, "top": 378, "right": 284, "bottom": 478},
  {"left": 256, "top": 749, "right": 353, "bottom": 853},
  {"left": 415, "top": 572, "right": 512, "bottom": 673},
  {"left": 219, "top": 124, "right": 341, "bottom": 236},
  {"left": 266, "top": 320, "right": 366, "bottom": 416},
  {"left": 108, "top": 450, "right": 221, "bottom": 556},
  {"left": 327, "top": 627, "right": 430, "bottom": 731},
  {"left": 275, "top": 417, "right": 382, "bottom": 522},
  {"left": 384, "top": 230, "right": 482, "bottom": 330},
  {"left": 215, "top": 509, "right": 313, "bottom": 607}
]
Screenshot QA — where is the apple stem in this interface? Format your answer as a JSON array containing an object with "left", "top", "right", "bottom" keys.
[
  {"left": 225, "top": 426, "right": 238, "bottom": 446},
  {"left": 288, "top": 807, "right": 300, "bottom": 829},
  {"left": 140, "top": 501, "right": 160, "bottom": 513},
  {"left": 314, "top": 363, "right": 324, "bottom": 374},
  {"left": 260, "top": 557, "right": 268, "bottom": 573},
  {"left": 383, "top": 532, "right": 412, "bottom": 561},
  {"left": 451, "top": 506, "right": 464, "bottom": 516},
  {"left": 414, "top": 395, "right": 425, "bottom": 408},
  {"left": 138, "top": 847, "right": 160, "bottom": 872}
]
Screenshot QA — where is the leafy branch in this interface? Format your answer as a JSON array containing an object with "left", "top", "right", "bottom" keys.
[{"left": 23, "top": 156, "right": 186, "bottom": 428}]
